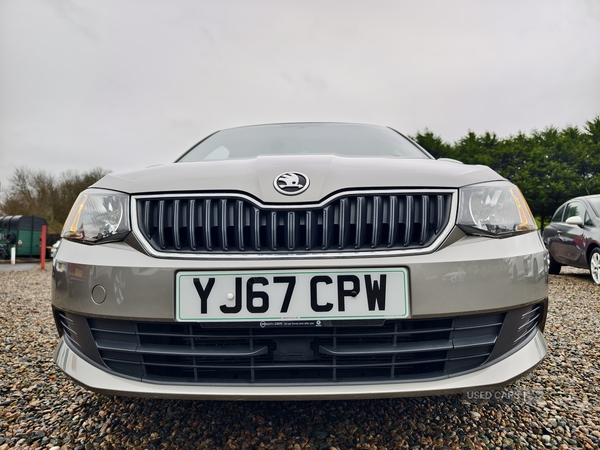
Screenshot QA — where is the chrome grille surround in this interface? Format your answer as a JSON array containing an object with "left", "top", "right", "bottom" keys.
[{"left": 131, "top": 189, "right": 457, "bottom": 259}]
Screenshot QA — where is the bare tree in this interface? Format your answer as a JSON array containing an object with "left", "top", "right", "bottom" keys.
[{"left": 0, "top": 166, "right": 110, "bottom": 232}]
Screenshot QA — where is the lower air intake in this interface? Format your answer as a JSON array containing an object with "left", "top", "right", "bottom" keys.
[{"left": 55, "top": 303, "right": 543, "bottom": 385}]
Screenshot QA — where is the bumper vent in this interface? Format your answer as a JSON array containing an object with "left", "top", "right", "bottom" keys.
[
  {"left": 133, "top": 191, "right": 454, "bottom": 255},
  {"left": 515, "top": 303, "right": 542, "bottom": 344},
  {"left": 54, "top": 304, "right": 543, "bottom": 385}
]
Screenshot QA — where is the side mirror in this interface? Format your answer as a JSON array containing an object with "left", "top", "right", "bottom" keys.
[{"left": 565, "top": 216, "right": 584, "bottom": 227}]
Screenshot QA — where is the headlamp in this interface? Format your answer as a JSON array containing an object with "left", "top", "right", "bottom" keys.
[
  {"left": 62, "top": 189, "right": 130, "bottom": 244},
  {"left": 457, "top": 181, "right": 537, "bottom": 237}
]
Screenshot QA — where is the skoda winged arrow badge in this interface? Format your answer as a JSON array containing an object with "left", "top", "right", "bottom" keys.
[{"left": 274, "top": 172, "right": 310, "bottom": 195}]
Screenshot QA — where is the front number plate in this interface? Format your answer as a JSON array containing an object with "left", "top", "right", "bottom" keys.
[{"left": 176, "top": 268, "right": 409, "bottom": 322}]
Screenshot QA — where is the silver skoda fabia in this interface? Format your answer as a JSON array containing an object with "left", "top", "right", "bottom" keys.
[{"left": 52, "top": 123, "right": 548, "bottom": 400}]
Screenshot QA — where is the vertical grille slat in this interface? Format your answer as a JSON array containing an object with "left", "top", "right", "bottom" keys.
[
  {"left": 268, "top": 211, "right": 277, "bottom": 251},
  {"left": 306, "top": 210, "right": 316, "bottom": 250},
  {"left": 251, "top": 207, "right": 261, "bottom": 251},
  {"left": 143, "top": 200, "right": 152, "bottom": 239},
  {"left": 388, "top": 196, "right": 398, "bottom": 247},
  {"left": 355, "top": 196, "right": 367, "bottom": 249},
  {"left": 419, "top": 195, "right": 429, "bottom": 245},
  {"left": 435, "top": 195, "right": 444, "bottom": 234},
  {"left": 203, "top": 199, "right": 212, "bottom": 251},
  {"left": 158, "top": 200, "right": 166, "bottom": 249},
  {"left": 188, "top": 200, "right": 197, "bottom": 251},
  {"left": 322, "top": 205, "right": 334, "bottom": 250},
  {"left": 287, "top": 212, "right": 296, "bottom": 251},
  {"left": 371, "top": 196, "right": 382, "bottom": 248},
  {"left": 403, "top": 196, "right": 414, "bottom": 247},
  {"left": 173, "top": 200, "right": 182, "bottom": 250},
  {"left": 235, "top": 200, "right": 245, "bottom": 251},
  {"left": 338, "top": 198, "right": 350, "bottom": 249},
  {"left": 136, "top": 191, "right": 453, "bottom": 254},
  {"left": 219, "top": 199, "right": 228, "bottom": 251}
]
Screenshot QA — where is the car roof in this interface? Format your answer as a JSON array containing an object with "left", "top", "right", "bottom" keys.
[{"left": 567, "top": 194, "right": 600, "bottom": 203}]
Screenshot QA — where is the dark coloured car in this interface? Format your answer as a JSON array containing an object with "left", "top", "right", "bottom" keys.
[{"left": 542, "top": 194, "right": 600, "bottom": 285}]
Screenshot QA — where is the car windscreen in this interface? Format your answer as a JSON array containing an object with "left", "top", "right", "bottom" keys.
[
  {"left": 588, "top": 197, "right": 600, "bottom": 217},
  {"left": 177, "top": 124, "right": 431, "bottom": 162}
]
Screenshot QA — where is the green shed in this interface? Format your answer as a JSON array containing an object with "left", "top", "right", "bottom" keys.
[{"left": 0, "top": 215, "right": 47, "bottom": 259}]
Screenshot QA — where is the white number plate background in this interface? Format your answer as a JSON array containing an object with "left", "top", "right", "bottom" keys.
[{"left": 176, "top": 268, "right": 409, "bottom": 322}]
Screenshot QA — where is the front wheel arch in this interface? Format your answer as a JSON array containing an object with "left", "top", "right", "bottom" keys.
[
  {"left": 588, "top": 247, "right": 600, "bottom": 285},
  {"left": 547, "top": 244, "right": 562, "bottom": 275}
]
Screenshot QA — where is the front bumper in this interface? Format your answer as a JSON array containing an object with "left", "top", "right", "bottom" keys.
[
  {"left": 54, "top": 328, "right": 547, "bottom": 400},
  {"left": 52, "top": 230, "right": 548, "bottom": 320},
  {"left": 51, "top": 229, "right": 549, "bottom": 399}
]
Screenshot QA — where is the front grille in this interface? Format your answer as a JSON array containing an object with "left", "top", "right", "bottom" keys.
[
  {"left": 133, "top": 190, "right": 454, "bottom": 255},
  {"left": 55, "top": 304, "right": 544, "bottom": 385}
]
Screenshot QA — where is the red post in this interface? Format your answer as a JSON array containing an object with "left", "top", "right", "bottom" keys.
[{"left": 40, "top": 225, "right": 47, "bottom": 270}]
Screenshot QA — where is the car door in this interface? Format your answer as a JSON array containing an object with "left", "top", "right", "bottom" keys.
[
  {"left": 551, "top": 201, "right": 587, "bottom": 266},
  {"left": 543, "top": 205, "right": 565, "bottom": 244}
]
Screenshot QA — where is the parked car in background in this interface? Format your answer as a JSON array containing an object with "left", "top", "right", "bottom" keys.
[
  {"left": 542, "top": 194, "right": 600, "bottom": 285},
  {"left": 52, "top": 122, "right": 548, "bottom": 400}
]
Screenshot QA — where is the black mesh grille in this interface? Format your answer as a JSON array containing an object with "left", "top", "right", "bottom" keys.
[
  {"left": 134, "top": 191, "right": 453, "bottom": 254},
  {"left": 54, "top": 305, "right": 545, "bottom": 385}
]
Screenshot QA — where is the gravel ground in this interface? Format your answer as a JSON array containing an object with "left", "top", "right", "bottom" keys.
[{"left": 0, "top": 267, "right": 599, "bottom": 450}]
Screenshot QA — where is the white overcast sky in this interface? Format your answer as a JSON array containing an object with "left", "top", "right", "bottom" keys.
[{"left": 1, "top": 0, "right": 600, "bottom": 191}]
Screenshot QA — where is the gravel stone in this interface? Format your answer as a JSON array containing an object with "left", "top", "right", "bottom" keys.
[{"left": 1, "top": 266, "right": 599, "bottom": 449}]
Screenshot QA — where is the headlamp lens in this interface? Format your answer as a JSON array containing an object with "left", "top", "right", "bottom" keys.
[
  {"left": 61, "top": 189, "right": 130, "bottom": 244},
  {"left": 458, "top": 182, "right": 537, "bottom": 237}
]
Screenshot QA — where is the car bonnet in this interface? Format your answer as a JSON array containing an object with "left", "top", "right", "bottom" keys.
[{"left": 92, "top": 155, "right": 504, "bottom": 203}]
